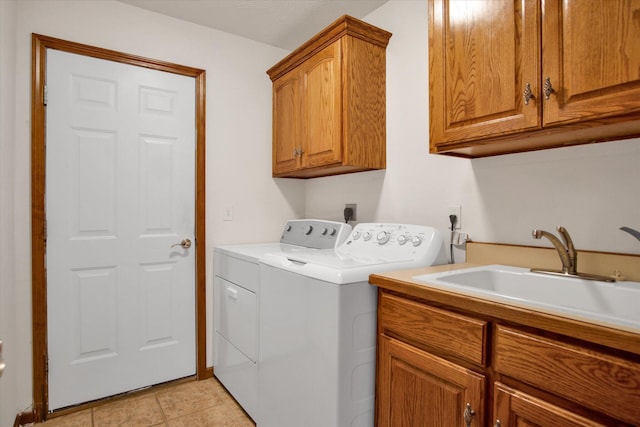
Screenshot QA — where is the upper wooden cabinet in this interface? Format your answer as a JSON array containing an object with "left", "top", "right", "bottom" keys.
[
  {"left": 429, "top": 0, "right": 640, "bottom": 157},
  {"left": 267, "top": 16, "right": 391, "bottom": 178}
]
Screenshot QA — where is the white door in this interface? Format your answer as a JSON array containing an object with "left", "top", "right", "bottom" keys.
[{"left": 46, "top": 49, "right": 196, "bottom": 410}]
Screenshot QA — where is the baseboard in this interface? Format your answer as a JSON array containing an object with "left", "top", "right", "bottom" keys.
[{"left": 14, "top": 411, "right": 34, "bottom": 427}]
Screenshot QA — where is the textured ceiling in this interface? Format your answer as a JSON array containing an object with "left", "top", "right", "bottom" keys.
[{"left": 117, "top": 0, "right": 389, "bottom": 50}]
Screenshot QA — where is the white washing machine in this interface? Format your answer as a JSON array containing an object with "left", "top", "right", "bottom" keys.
[
  {"left": 258, "top": 223, "right": 446, "bottom": 427},
  {"left": 213, "top": 219, "right": 351, "bottom": 420}
]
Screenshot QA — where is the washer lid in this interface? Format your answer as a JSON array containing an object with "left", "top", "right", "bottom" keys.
[{"left": 260, "top": 251, "right": 432, "bottom": 284}]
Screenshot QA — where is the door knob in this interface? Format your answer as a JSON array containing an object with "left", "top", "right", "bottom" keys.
[{"left": 171, "top": 238, "right": 192, "bottom": 249}]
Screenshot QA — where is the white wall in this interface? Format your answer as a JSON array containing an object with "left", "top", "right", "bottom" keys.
[
  {"left": 0, "top": 1, "right": 18, "bottom": 424},
  {"left": 305, "top": 0, "right": 640, "bottom": 256},
  {"left": 5, "top": 0, "right": 304, "bottom": 416}
]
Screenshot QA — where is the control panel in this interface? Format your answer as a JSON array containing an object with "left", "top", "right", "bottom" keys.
[
  {"left": 280, "top": 219, "right": 351, "bottom": 249},
  {"left": 338, "top": 223, "right": 446, "bottom": 263}
]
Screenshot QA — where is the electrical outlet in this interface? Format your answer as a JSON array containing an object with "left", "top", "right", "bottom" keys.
[
  {"left": 345, "top": 203, "right": 357, "bottom": 221},
  {"left": 448, "top": 205, "right": 461, "bottom": 229}
]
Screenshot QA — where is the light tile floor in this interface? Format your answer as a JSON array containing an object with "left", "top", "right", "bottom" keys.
[{"left": 33, "top": 378, "right": 254, "bottom": 427}]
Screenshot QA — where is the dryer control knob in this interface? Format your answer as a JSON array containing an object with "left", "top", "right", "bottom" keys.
[
  {"left": 397, "top": 234, "right": 408, "bottom": 245},
  {"left": 363, "top": 232, "right": 372, "bottom": 241},
  {"left": 352, "top": 231, "right": 361, "bottom": 240},
  {"left": 304, "top": 225, "right": 313, "bottom": 235},
  {"left": 321, "top": 227, "right": 328, "bottom": 235},
  {"left": 411, "top": 235, "right": 423, "bottom": 247},
  {"left": 377, "top": 231, "right": 390, "bottom": 245}
]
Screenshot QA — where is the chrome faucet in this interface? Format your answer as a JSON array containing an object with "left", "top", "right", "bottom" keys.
[
  {"left": 532, "top": 226, "right": 577, "bottom": 275},
  {"left": 531, "top": 226, "right": 614, "bottom": 282}
]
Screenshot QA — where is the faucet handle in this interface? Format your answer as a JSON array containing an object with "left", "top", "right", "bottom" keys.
[
  {"left": 556, "top": 226, "right": 575, "bottom": 255},
  {"left": 556, "top": 226, "right": 577, "bottom": 274}
]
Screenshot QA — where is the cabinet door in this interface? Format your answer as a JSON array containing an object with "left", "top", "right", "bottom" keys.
[
  {"left": 542, "top": 0, "right": 640, "bottom": 126},
  {"left": 272, "top": 68, "right": 301, "bottom": 175},
  {"left": 429, "top": 0, "right": 540, "bottom": 148},
  {"left": 302, "top": 41, "right": 342, "bottom": 168},
  {"left": 377, "top": 335, "right": 485, "bottom": 427},
  {"left": 493, "top": 382, "right": 609, "bottom": 427}
]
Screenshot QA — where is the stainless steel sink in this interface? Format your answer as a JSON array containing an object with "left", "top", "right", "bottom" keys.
[{"left": 413, "top": 265, "right": 640, "bottom": 330}]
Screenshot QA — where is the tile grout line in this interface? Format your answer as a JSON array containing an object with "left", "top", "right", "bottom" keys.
[{"left": 155, "top": 391, "right": 169, "bottom": 426}]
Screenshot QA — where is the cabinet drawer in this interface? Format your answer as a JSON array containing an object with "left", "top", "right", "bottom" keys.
[
  {"left": 379, "top": 292, "right": 488, "bottom": 365},
  {"left": 495, "top": 326, "right": 640, "bottom": 425}
]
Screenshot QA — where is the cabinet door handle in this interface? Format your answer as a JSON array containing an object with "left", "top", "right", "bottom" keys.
[
  {"left": 494, "top": 420, "right": 501, "bottom": 427},
  {"left": 544, "top": 77, "right": 554, "bottom": 100},
  {"left": 0, "top": 340, "right": 5, "bottom": 378},
  {"left": 464, "top": 403, "right": 476, "bottom": 427},
  {"left": 523, "top": 83, "right": 534, "bottom": 105}
]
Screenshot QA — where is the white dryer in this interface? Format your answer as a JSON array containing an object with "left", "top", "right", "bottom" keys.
[
  {"left": 258, "top": 223, "right": 446, "bottom": 427},
  {"left": 213, "top": 219, "right": 351, "bottom": 420}
]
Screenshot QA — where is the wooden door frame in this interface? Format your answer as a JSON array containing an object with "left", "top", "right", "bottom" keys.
[{"left": 30, "top": 33, "right": 207, "bottom": 422}]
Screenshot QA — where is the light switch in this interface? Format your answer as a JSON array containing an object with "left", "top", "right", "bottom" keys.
[{"left": 223, "top": 205, "right": 233, "bottom": 221}]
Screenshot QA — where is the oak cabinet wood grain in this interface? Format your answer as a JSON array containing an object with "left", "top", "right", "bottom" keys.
[
  {"left": 494, "top": 326, "right": 640, "bottom": 426},
  {"left": 267, "top": 15, "right": 391, "bottom": 178},
  {"left": 428, "top": 0, "right": 640, "bottom": 157},
  {"left": 376, "top": 290, "right": 487, "bottom": 427},
  {"left": 493, "top": 383, "right": 609, "bottom": 427},
  {"left": 374, "top": 288, "right": 640, "bottom": 426},
  {"left": 272, "top": 68, "right": 301, "bottom": 175},
  {"left": 376, "top": 335, "right": 485, "bottom": 427},
  {"left": 379, "top": 292, "right": 488, "bottom": 366}
]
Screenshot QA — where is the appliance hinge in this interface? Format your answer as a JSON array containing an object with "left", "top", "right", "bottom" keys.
[{"left": 44, "top": 84, "right": 48, "bottom": 106}]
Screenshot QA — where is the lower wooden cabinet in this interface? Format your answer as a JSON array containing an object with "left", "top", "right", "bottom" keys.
[
  {"left": 493, "top": 383, "right": 608, "bottom": 427},
  {"left": 376, "top": 335, "right": 485, "bottom": 427},
  {"left": 375, "top": 289, "right": 640, "bottom": 426}
]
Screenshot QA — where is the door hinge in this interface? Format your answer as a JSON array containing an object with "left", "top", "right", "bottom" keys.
[
  {"left": 44, "top": 84, "right": 48, "bottom": 106},
  {"left": 44, "top": 353, "right": 49, "bottom": 376}
]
